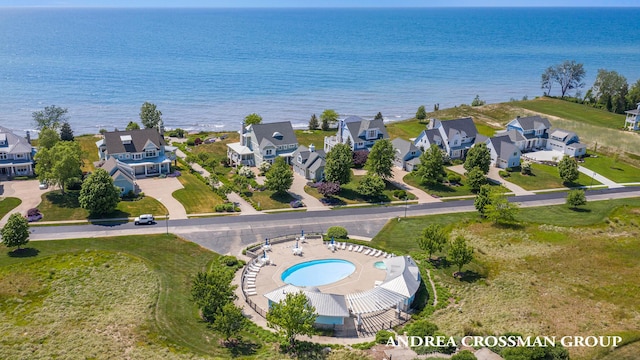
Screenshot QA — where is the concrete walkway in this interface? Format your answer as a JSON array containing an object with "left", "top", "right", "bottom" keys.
[
  {"left": 578, "top": 165, "right": 623, "bottom": 189},
  {"left": 391, "top": 167, "right": 441, "bottom": 204},
  {"left": 136, "top": 177, "right": 188, "bottom": 220},
  {"left": 288, "top": 173, "right": 328, "bottom": 211},
  {"left": 0, "top": 180, "right": 47, "bottom": 225},
  {"left": 448, "top": 165, "right": 535, "bottom": 196}
]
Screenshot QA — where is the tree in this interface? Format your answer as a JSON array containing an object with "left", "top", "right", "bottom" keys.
[
  {"left": 321, "top": 116, "right": 330, "bottom": 131},
  {"left": 79, "top": 168, "right": 120, "bottom": 217},
  {"left": 308, "top": 114, "right": 319, "bottom": 130},
  {"left": 265, "top": 157, "right": 293, "bottom": 194},
  {"left": 126, "top": 121, "right": 141, "bottom": 131},
  {"left": 266, "top": 291, "right": 317, "bottom": 346},
  {"left": 471, "top": 95, "right": 486, "bottom": 106},
  {"left": 365, "top": 139, "right": 394, "bottom": 179},
  {"left": 626, "top": 78, "right": 640, "bottom": 107},
  {"left": 191, "top": 267, "right": 237, "bottom": 322},
  {"left": 520, "top": 160, "right": 532, "bottom": 175},
  {"left": 374, "top": 112, "right": 384, "bottom": 121},
  {"left": 558, "top": 155, "right": 579, "bottom": 184},
  {"left": 139, "top": 102, "right": 163, "bottom": 129},
  {"left": 32, "top": 105, "right": 68, "bottom": 130},
  {"left": 325, "top": 143, "right": 352, "bottom": 185},
  {"left": 464, "top": 144, "right": 491, "bottom": 174},
  {"left": 449, "top": 235, "right": 474, "bottom": 275},
  {"left": 415, "top": 105, "right": 427, "bottom": 120},
  {"left": 474, "top": 184, "right": 492, "bottom": 216},
  {"left": 352, "top": 150, "right": 369, "bottom": 168},
  {"left": 590, "top": 69, "right": 628, "bottom": 113},
  {"left": 541, "top": 66, "right": 554, "bottom": 96},
  {"left": 566, "top": 189, "right": 587, "bottom": 209},
  {"left": 244, "top": 113, "right": 262, "bottom": 126},
  {"left": 34, "top": 141, "right": 83, "bottom": 195},
  {"left": 59, "top": 121, "right": 74, "bottom": 141},
  {"left": 548, "top": 60, "right": 586, "bottom": 98},
  {"left": 1, "top": 213, "right": 29, "bottom": 250},
  {"left": 357, "top": 174, "right": 385, "bottom": 198},
  {"left": 466, "top": 168, "right": 487, "bottom": 193},
  {"left": 37, "top": 127, "right": 60, "bottom": 149},
  {"left": 212, "top": 302, "right": 246, "bottom": 343},
  {"left": 485, "top": 193, "right": 518, "bottom": 224},
  {"left": 321, "top": 109, "right": 339, "bottom": 127},
  {"left": 318, "top": 181, "right": 341, "bottom": 197},
  {"left": 416, "top": 144, "right": 445, "bottom": 184},
  {"left": 417, "top": 224, "right": 447, "bottom": 260}
]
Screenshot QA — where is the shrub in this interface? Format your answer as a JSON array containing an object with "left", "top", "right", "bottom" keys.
[
  {"left": 186, "top": 138, "right": 195, "bottom": 146},
  {"left": 258, "top": 161, "right": 271, "bottom": 175},
  {"left": 375, "top": 329, "right": 395, "bottom": 344},
  {"left": 219, "top": 255, "right": 238, "bottom": 267},
  {"left": 238, "top": 166, "right": 255, "bottom": 178},
  {"left": 352, "top": 150, "right": 369, "bottom": 168},
  {"left": 447, "top": 173, "right": 462, "bottom": 184},
  {"left": 499, "top": 170, "right": 510, "bottom": 178},
  {"left": 225, "top": 203, "right": 235, "bottom": 212},
  {"left": 66, "top": 177, "right": 83, "bottom": 191},
  {"left": 393, "top": 189, "right": 407, "bottom": 199},
  {"left": 215, "top": 204, "right": 225, "bottom": 212},
  {"left": 405, "top": 319, "right": 438, "bottom": 337},
  {"left": 194, "top": 137, "right": 203, "bottom": 146},
  {"left": 318, "top": 181, "right": 341, "bottom": 197},
  {"left": 327, "top": 226, "right": 348, "bottom": 239}
]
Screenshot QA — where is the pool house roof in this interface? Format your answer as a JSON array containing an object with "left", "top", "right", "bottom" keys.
[{"left": 264, "top": 284, "right": 350, "bottom": 318}]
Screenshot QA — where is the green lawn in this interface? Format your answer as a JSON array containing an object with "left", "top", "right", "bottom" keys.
[
  {"left": 581, "top": 152, "right": 640, "bottom": 183},
  {"left": 515, "top": 97, "right": 626, "bottom": 130},
  {"left": 294, "top": 129, "right": 335, "bottom": 148},
  {"left": 172, "top": 164, "right": 226, "bottom": 214},
  {"left": 0, "top": 197, "right": 22, "bottom": 219},
  {"left": 386, "top": 118, "right": 429, "bottom": 140},
  {"left": 305, "top": 174, "right": 417, "bottom": 205},
  {"left": 36, "top": 190, "right": 168, "bottom": 221},
  {"left": 76, "top": 134, "right": 101, "bottom": 172},
  {"left": 0, "top": 234, "right": 273, "bottom": 358},
  {"left": 242, "top": 189, "right": 296, "bottom": 210},
  {"left": 403, "top": 170, "right": 506, "bottom": 198},
  {"left": 502, "top": 163, "right": 600, "bottom": 190}
]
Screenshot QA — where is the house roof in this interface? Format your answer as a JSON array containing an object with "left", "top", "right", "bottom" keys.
[
  {"left": 103, "top": 128, "right": 165, "bottom": 154},
  {"left": 510, "top": 115, "right": 551, "bottom": 131},
  {"left": 344, "top": 116, "right": 389, "bottom": 141},
  {"left": 250, "top": 121, "right": 297, "bottom": 148},
  {"left": 0, "top": 126, "right": 33, "bottom": 154},
  {"left": 307, "top": 153, "right": 326, "bottom": 172},
  {"left": 433, "top": 117, "right": 478, "bottom": 139},
  {"left": 415, "top": 128, "right": 443, "bottom": 148},
  {"left": 549, "top": 129, "right": 577, "bottom": 143},
  {"left": 95, "top": 157, "right": 136, "bottom": 182},
  {"left": 392, "top": 138, "right": 419, "bottom": 158},
  {"left": 293, "top": 145, "right": 326, "bottom": 171},
  {"left": 264, "top": 284, "right": 350, "bottom": 318},
  {"left": 504, "top": 129, "right": 526, "bottom": 142}
]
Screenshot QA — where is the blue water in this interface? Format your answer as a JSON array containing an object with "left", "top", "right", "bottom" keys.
[
  {"left": 1, "top": 8, "right": 640, "bottom": 135},
  {"left": 281, "top": 259, "right": 355, "bottom": 287},
  {"left": 374, "top": 261, "right": 387, "bottom": 270}
]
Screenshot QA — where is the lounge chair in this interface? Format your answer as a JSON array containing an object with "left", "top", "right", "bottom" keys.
[
  {"left": 363, "top": 248, "right": 371, "bottom": 255},
  {"left": 246, "top": 290, "right": 257, "bottom": 296},
  {"left": 341, "top": 243, "right": 346, "bottom": 250},
  {"left": 371, "top": 250, "right": 379, "bottom": 257},
  {"left": 381, "top": 252, "right": 387, "bottom": 258},
  {"left": 357, "top": 246, "right": 364, "bottom": 252},
  {"left": 376, "top": 250, "right": 383, "bottom": 257},
  {"left": 348, "top": 244, "right": 353, "bottom": 251}
]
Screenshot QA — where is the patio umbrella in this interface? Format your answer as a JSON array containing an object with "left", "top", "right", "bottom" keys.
[
  {"left": 357, "top": 313, "right": 362, "bottom": 326},
  {"left": 263, "top": 250, "right": 267, "bottom": 259},
  {"left": 331, "top": 237, "right": 335, "bottom": 245},
  {"left": 265, "top": 238, "right": 269, "bottom": 245},
  {"left": 301, "top": 230, "right": 304, "bottom": 237},
  {"left": 295, "top": 240, "right": 299, "bottom": 248}
]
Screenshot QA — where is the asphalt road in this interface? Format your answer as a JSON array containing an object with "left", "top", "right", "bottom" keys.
[{"left": 31, "top": 187, "right": 640, "bottom": 256}]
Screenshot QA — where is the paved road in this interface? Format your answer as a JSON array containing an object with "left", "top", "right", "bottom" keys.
[{"left": 29, "top": 187, "right": 640, "bottom": 256}]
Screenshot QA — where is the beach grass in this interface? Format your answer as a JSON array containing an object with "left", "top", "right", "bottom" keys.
[
  {"left": 515, "top": 97, "right": 626, "bottom": 130},
  {"left": 0, "top": 197, "right": 22, "bottom": 219},
  {"left": 172, "top": 164, "right": 226, "bottom": 214}
]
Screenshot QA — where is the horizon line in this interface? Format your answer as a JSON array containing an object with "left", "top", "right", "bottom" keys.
[{"left": 2, "top": 5, "right": 640, "bottom": 9}]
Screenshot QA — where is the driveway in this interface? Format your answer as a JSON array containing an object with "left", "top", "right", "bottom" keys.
[
  {"left": 136, "top": 177, "right": 188, "bottom": 220},
  {"left": 449, "top": 165, "right": 534, "bottom": 196},
  {"left": 390, "top": 168, "right": 441, "bottom": 204},
  {"left": 288, "top": 173, "right": 327, "bottom": 211},
  {"left": 0, "top": 180, "right": 47, "bottom": 225}
]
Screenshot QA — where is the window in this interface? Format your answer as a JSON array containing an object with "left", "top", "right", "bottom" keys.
[
  {"left": 0, "top": 153, "right": 7, "bottom": 160},
  {"left": 297, "top": 155, "right": 302, "bottom": 164},
  {"left": 133, "top": 153, "right": 143, "bottom": 160},
  {"left": 266, "top": 149, "right": 273, "bottom": 155},
  {"left": 125, "top": 154, "right": 130, "bottom": 159},
  {"left": 367, "top": 129, "right": 377, "bottom": 139},
  {"left": 145, "top": 150, "right": 156, "bottom": 158}
]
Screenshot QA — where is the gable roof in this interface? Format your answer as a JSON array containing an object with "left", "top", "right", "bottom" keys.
[
  {"left": 437, "top": 117, "right": 478, "bottom": 139},
  {"left": 0, "top": 126, "right": 32, "bottom": 154},
  {"left": 293, "top": 145, "right": 326, "bottom": 171},
  {"left": 549, "top": 128, "right": 577, "bottom": 143},
  {"left": 264, "top": 284, "right": 350, "bottom": 318},
  {"left": 250, "top": 121, "right": 297, "bottom": 148},
  {"left": 103, "top": 128, "right": 165, "bottom": 154},
  {"left": 344, "top": 116, "right": 389, "bottom": 141},
  {"left": 392, "top": 138, "right": 419, "bottom": 158},
  {"left": 510, "top": 115, "right": 551, "bottom": 131},
  {"left": 95, "top": 157, "right": 136, "bottom": 182},
  {"left": 415, "top": 128, "right": 443, "bottom": 147},
  {"left": 487, "top": 135, "right": 520, "bottom": 161}
]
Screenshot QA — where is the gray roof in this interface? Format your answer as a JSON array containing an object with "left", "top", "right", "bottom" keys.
[
  {"left": 96, "top": 157, "right": 136, "bottom": 182},
  {"left": 293, "top": 145, "right": 326, "bottom": 171},
  {"left": 103, "top": 128, "right": 165, "bottom": 154},
  {"left": 0, "top": 126, "right": 33, "bottom": 154},
  {"left": 392, "top": 138, "right": 419, "bottom": 158},
  {"left": 511, "top": 115, "right": 551, "bottom": 131},
  {"left": 504, "top": 129, "right": 526, "bottom": 142},
  {"left": 307, "top": 152, "right": 326, "bottom": 172},
  {"left": 344, "top": 116, "right": 389, "bottom": 141},
  {"left": 486, "top": 135, "right": 519, "bottom": 161},
  {"left": 415, "top": 128, "right": 443, "bottom": 148},
  {"left": 474, "top": 134, "right": 489, "bottom": 145},
  {"left": 264, "top": 284, "right": 350, "bottom": 318},
  {"left": 250, "top": 121, "right": 297, "bottom": 148},
  {"left": 549, "top": 128, "right": 578, "bottom": 143},
  {"left": 431, "top": 117, "right": 478, "bottom": 139}
]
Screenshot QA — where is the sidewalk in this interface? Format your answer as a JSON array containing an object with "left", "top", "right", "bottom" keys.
[
  {"left": 448, "top": 165, "right": 534, "bottom": 196},
  {"left": 391, "top": 167, "right": 441, "bottom": 204},
  {"left": 578, "top": 166, "right": 623, "bottom": 189},
  {"left": 288, "top": 173, "right": 328, "bottom": 211}
]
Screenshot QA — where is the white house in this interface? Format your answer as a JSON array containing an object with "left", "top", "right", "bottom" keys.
[
  {"left": 0, "top": 126, "right": 35, "bottom": 177},
  {"left": 624, "top": 102, "right": 640, "bottom": 131},
  {"left": 414, "top": 117, "right": 478, "bottom": 159},
  {"left": 227, "top": 121, "right": 298, "bottom": 167},
  {"left": 506, "top": 115, "right": 552, "bottom": 151},
  {"left": 476, "top": 134, "right": 522, "bottom": 169},
  {"left": 391, "top": 138, "right": 422, "bottom": 171},
  {"left": 324, "top": 116, "right": 389, "bottom": 153},
  {"left": 547, "top": 129, "right": 587, "bottom": 157}
]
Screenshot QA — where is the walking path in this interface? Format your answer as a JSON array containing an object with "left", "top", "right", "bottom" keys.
[
  {"left": 578, "top": 165, "right": 623, "bottom": 189},
  {"left": 448, "top": 165, "right": 532, "bottom": 196},
  {"left": 391, "top": 167, "right": 442, "bottom": 204}
]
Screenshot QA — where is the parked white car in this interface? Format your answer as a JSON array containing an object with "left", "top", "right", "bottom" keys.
[
  {"left": 39, "top": 182, "right": 48, "bottom": 190},
  {"left": 134, "top": 214, "right": 155, "bottom": 225}
]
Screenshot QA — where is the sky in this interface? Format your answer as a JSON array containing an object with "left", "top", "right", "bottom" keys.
[{"left": 0, "top": 0, "right": 638, "bottom": 7}]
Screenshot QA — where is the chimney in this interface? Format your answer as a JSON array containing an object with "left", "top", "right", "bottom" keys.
[
  {"left": 517, "top": 115, "right": 521, "bottom": 119},
  {"left": 240, "top": 122, "right": 245, "bottom": 146},
  {"left": 637, "top": 102, "right": 640, "bottom": 111},
  {"left": 309, "top": 144, "right": 315, "bottom": 153},
  {"left": 26, "top": 131, "right": 31, "bottom": 144},
  {"left": 337, "top": 119, "right": 343, "bottom": 144}
]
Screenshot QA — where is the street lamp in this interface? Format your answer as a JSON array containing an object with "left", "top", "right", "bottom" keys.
[
  {"left": 404, "top": 197, "right": 408, "bottom": 218},
  {"left": 590, "top": 171, "right": 596, "bottom": 190},
  {"left": 165, "top": 213, "right": 169, "bottom": 235}
]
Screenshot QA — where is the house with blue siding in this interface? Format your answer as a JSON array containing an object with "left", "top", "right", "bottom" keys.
[
  {"left": 324, "top": 116, "right": 389, "bottom": 153},
  {"left": 227, "top": 121, "right": 298, "bottom": 167},
  {"left": 414, "top": 118, "right": 478, "bottom": 159},
  {"left": 95, "top": 157, "right": 137, "bottom": 196},
  {"left": 0, "top": 126, "right": 35, "bottom": 177},
  {"left": 391, "top": 138, "right": 422, "bottom": 171},
  {"left": 96, "top": 128, "right": 176, "bottom": 177},
  {"left": 505, "top": 115, "right": 552, "bottom": 151}
]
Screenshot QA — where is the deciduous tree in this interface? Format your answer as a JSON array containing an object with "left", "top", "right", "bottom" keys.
[
  {"left": 0, "top": 213, "right": 29, "bottom": 250},
  {"left": 34, "top": 141, "right": 83, "bottom": 195},
  {"left": 416, "top": 144, "right": 445, "bottom": 184},
  {"left": 464, "top": 144, "right": 491, "bottom": 174},
  {"left": 318, "top": 181, "right": 340, "bottom": 198},
  {"left": 543, "top": 60, "right": 586, "bottom": 98},
  {"left": 566, "top": 189, "right": 587, "bottom": 209},
  {"left": 558, "top": 155, "right": 579, "bottom": 184},
  {"left": 266, "top": 291, "right": 317, "bottom": 347},
  {"left": 485, "top": 193, "right": 518, "bottom": 224},
  {"left": 590, "top": 69, "right": 628, "bottom": 113},
  {"left": 38, "top": 127, "right": 60, "bottom": 149},
  {"left": 352, "top": 150, "right": 369, "bottom": 168},
  {"left": 213, "top": 302, "right": 247, "bottom": 343},
  {"left": 321, "top": 109, "right": 339, "bottom": 127},
  {"left": 139, "top": 102, "right": 163, "bottom": 129},
  {"left": 308, "top": 114, "right": 319, "bottom": 130},
  {"left": 79, "top": 168, "right": 120, "bottom": 217},
  {"left": 357, "top": 173, "right": 385, "bottom": 198},
  {"left": 325, "top": 143, "right": 352, "bottom": 185},
  {"left": 126, "top": 121, "right": 141, "bottom": 131},
  {"left": 417, "top": 224, "right": 447, "bottom": 260},
  {"left": 474, "top": 184, "right": 492, "bottom": 216},
  {"left": 365, "top": 139, "right": 394, "bottom": 179},
  {"left": 32, "top": 105, "right": 68, "bottom": 130},
  {"left": 449, "top": 235, "right": 473, "bottom": 275},
  {"left": 244, "top": 113, "right": 262, "bottom": 126},
  {"left": 265, "top": 157, "right": 293, "bottom": 194},
  {"left": 191, "top": 267, "right": 237, "bottom": 322},
  {"left": 466, "top": 168, "right": 487, "bottom": 193},
  {"left": 59, "top": 121, "right": 74, "bottom": 141},
  {"left": 415, "top": 105, "right": 427, "bottom": 120}
]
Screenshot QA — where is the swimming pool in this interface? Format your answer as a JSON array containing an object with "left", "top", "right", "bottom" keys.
[
  {"left": 281, "top": 259, "right": 356, "bottom": 287},
  {"left": 374, "top": 261, "right": 387, "bottom": 270}
]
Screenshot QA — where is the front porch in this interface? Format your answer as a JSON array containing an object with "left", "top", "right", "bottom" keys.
[
  {"left": 131, "top": 161, "right": 171, "bottom": 177},
  {"left": 0, "top": 162, "right": 34, "bottom": 177}
]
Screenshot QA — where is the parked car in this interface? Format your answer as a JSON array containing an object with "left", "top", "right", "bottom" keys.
[
  {"left": 134, "top": 214, "right": 155, "bottom": 225},
  {"left": 26, "top": 208, "right": 43, "bottom": 222},
  {"left": 290, "top": 200, "right": 305, "bottom": 208},
  {"left": 39, "top": 182, "right": 48, "bottom": 190}
]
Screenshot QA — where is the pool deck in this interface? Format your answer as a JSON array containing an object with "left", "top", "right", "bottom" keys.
[{"left": 235, "top": 237, "right": 409, "bottom": 342}]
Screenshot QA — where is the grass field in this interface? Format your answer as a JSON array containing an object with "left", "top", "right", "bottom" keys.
[
  {"left": 36, "top": 191, "right": 167, "bottom": 221},
  {"left": 371, "top": 198, "right": 640, "bottom": 360},
  {"left": 305, "top": 173, "right": 417, "bottom": 205},
  {"left": 172, "top": 164, "right": 226, "bottom": 214},
  {"left": 501, "top": 163, "right": 601, "bottom": 190},
  {"left": 76, "top": 134, "right": 101, "bottom": 172},
  {"left": 516, "top": 97, "right": 626, "bottom": 130},
  {"left": 0, "top": 197, "right": 22, "bottom": 219},
  {"left": 242, "top": 189, "right": 296, "bottom": 210},
  {"left": 403, "top": 170, "right": 506, "bottom": 198},
  {"left": 294, "top": 129, "right": 335, "bottom": 148},
  {"left": 581, "top": 152, "right": 640, "bottom": 183}
]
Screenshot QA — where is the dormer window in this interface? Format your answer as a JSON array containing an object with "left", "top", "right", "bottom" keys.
[
  {"left": 145, "top": 150, "right": 157, "bottom": 158},
  {"left": 120, "top": 135, "right": 132, "bottom": 144},
  {"left": 272, "top": 132, "right": 283, "bottom": 140},
  {"left": 366, "top": 129, "right": 377, "bottom": 139},
  {"left": 0, "top": 134, "right": 6, "bottom": 146},
  {"left": 297, "top": 155, "right": 302, "bottom": 164}
]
